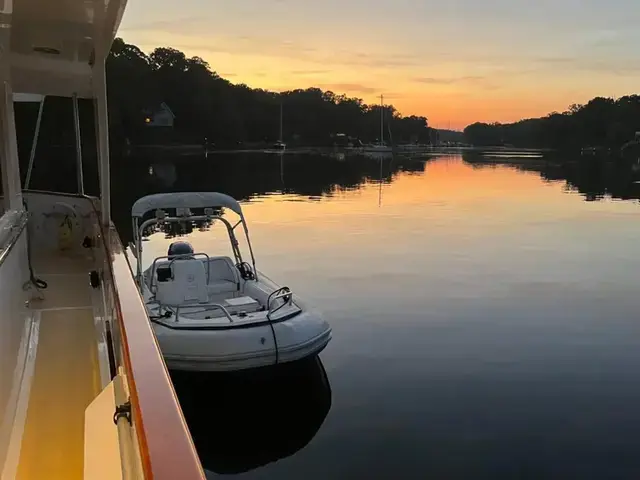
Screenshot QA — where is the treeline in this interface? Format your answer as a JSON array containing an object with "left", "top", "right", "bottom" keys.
[
  {"left": 106, "top": 38, "right": 431, "bottom": 147},
  {"left": 464, "top": 96, "right": 640, "bottom": 151}
]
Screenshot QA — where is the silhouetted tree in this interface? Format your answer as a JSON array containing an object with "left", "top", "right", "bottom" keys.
[
  {"left": 463, "top": 95, "right": 640, "bottom": 154},
  {"left": 104, "top": 38, "right": 431, "bottom": 148}
]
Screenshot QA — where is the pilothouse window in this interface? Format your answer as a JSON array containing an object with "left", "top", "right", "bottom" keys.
[{"left": 14, "top": 94, "right": 99, "bottom": 196}]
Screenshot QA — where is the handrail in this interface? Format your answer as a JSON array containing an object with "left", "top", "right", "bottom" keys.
[
  {"left": 148, "top": 253, "right": 211, "bottom": 292},
  {"left": 103, "top": 223, "right": 205, "bottom": 479},
  {"left": 16, "top": 192, "right": 204, "bottom": 478},
  {"left": 267, "top": 287, "right": 294, "bottom": 318}
]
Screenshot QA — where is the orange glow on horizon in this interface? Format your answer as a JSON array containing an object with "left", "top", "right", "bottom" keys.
[
  {"left": 119, "top": 1, "right": 640, "bottom": 130},
  {"left": 118, "top": 32, "right": 609, "bottom": 130}
]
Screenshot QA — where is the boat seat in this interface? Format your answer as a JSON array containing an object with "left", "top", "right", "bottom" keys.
[
  {"left": 156, "top": 258, "right": 209, "bottom": 306},
  {"left": 205, "top": 256, "right": 240, "bottom": 294},
  {"left": 207, "top": 281, "right": 239, "bottom": 295},
  {"left": 206, "top": 256, "right": 240, "bottom": 282}
]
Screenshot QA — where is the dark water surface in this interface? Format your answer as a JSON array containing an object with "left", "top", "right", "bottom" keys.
[{"left": 121, "top": 150, "right": 640, "bottom": 479}]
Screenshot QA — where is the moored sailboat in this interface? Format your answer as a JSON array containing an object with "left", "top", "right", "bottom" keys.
[
  {"left": 363, "top": 94, "right": 393, "bottom": 158},
  {"left": 272, "top": 101, "right": 287, "bottom": 151}
]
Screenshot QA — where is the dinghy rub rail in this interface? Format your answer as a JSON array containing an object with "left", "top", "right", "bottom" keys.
[
  {"left": 131, "top": 192, "right": 244, "bottom": 218},
  {"left": 149, "top": 309, "right": 301, "bottom": 330}
]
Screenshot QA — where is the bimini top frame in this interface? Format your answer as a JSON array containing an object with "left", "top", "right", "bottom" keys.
[{"left": 131, "top": 192, "right": 258, "bottom": 286}]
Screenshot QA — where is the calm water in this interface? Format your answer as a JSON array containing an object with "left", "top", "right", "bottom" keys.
[{"left": 126, "top": 151, "right": 640, "bottom": 479}]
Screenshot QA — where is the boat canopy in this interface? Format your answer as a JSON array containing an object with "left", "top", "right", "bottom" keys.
[
  {"left": 131, "top": 192, "right": 257, "bottom": 285},
  {"left": 131, "top": 192, "right": 244, "bottom": 218}
]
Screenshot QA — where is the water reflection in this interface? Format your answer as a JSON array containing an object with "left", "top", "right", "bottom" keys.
[
  {"left": 170, "top": 358, "right": 332, "bottom": 475},
  {"left": 112, "top": 151, "right": 430, "bottom": 241},
  {"left": 139, "top": 149, "right": 640, "bottom": 212},
  {"left": 147, "top": 162, "right": 177, "bottom": 187},
  {"left": 21, "top": 146, "right": 640, "bottom": 478},
  {"left": 462, "top": 150, "right": 640, "bottom": 203}
]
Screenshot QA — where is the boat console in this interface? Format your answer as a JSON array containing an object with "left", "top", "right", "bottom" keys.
[{"left": 156, "top": 257, "right": 209, "bottom": 305}]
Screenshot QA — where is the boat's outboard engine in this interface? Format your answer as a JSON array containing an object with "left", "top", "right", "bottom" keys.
[
  {"left": 168, "top": 241, "right": 194, "bottom": 258},
  {"left": 158, "top": 241, "right": 195, "bottom": 282}
]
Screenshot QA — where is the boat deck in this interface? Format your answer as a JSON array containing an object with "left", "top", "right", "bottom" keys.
[{"left": 12, "top": 253, "right": 101, "bottom": 480}]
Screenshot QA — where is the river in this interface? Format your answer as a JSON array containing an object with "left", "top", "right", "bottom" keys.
[{"left": 118, "top": 150, "right": 640, "bottom": 479}]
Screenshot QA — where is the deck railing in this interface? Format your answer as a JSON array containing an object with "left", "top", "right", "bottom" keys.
[{"left": 99, "top": 217, "right": 205, "bottom": 479}]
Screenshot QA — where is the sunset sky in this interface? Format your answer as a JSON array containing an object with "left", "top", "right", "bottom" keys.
[{"left": 119, "top": 0, "right": 640, "bottom": 130}]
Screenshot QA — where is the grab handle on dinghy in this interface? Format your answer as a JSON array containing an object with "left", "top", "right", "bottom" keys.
[{"left": 267, "top": 287, "right": 293, "bottom": 318}]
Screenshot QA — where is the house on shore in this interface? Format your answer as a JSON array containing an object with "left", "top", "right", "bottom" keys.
[{"left": 144, "top": 102, "right": 175, "bottom": 128}]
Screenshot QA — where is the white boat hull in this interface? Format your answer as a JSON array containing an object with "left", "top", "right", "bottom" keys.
[
  {"left": 362, "top": 145, "right": 392, "bottom": 152},
  {"left": 132, "top": 194, "right": 333, "bottom": 373},
  {"left": 156, "top": 311, "right": 331, "bottom": 372},
  {"left": 141, "top": 255, "right": 332, "bottom": 372}
]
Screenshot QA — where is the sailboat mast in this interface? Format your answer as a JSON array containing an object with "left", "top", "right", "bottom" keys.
[
  {"left": 279, "top": 101, "right": 283, "bottom": 142},
  {"left": 380, "top": 94, "right": 384, "bottom": 146}
]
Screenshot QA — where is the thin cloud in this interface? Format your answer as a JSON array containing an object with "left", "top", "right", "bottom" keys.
[
  {"left": 582, "top": 29, "right": 635, "bottom": 49},
  {"left": 290, "top": 69, "right": 331, "bottom": 75},
  {"left": 413, "top": 75, "right": 486, "bottom": 85},
  {"left": 156, "top": 38, "right": 420, "bottom": 70},
  {"left": 120, "top": 17, "right": 204, "bottom": 32},
  {"left": 532, "top": 56, "right": 640, "bottom": 75},
  {"left": 347, "top": 51, "right": 421, "bottom": 68},
  {"left": 533, "top": 57, "right": 576, "bottom": 65}
]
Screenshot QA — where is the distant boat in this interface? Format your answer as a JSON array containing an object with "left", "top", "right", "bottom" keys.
[
  {"left": 273, "top": 101, "right": 286, "bottom": 151},
  {"left": 362, "top": 148, "right": 393, "bottom": 160},
  {"left": 581, "top": 147, "right": 595, "bottom": 156},
  {"left": 363, "top": 94, "right": 392, "bottom": 154},
  {"left": 345, "top": 139, "right": 364, "bottom": 153},
  {"left": 363, "top": 144, "right": 392, "bottom": 152}
]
